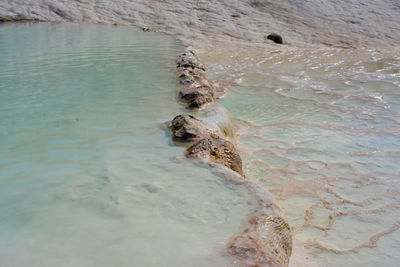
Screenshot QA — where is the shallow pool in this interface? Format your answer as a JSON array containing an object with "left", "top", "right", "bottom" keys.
[{"left": 0, "top": 23, "right": 254, "bottom": 266}]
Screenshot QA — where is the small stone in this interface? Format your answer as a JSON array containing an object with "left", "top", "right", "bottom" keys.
[{"left": 267, "top": 33, "right": 283, "bottom": 44}]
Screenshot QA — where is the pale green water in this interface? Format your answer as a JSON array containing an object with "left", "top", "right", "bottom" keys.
[
  {"left": 0, "top": 24, "right": 255, "bottom": 266},
  {"left": 206, "top": 48, "right": 400, "bottom": 267}
]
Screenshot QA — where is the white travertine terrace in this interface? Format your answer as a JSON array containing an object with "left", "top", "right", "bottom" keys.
[{"left": 1, "top": 0, "right": 400, "bottom": 50}]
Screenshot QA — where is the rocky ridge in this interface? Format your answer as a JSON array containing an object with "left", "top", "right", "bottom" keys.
[
  {"left": 168, "top": 52, "right": 292, "bottom": 267},
  {"left": 176, "top": 52, "right": 216, "bottom": 109}
]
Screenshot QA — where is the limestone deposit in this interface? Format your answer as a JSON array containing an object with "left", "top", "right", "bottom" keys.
[
  {"left": 228, "top": 216, "right": 292, "bottom": 267},
  {"left": 177, "top": 52, "right": 216, "bottom": 109},
  {"left": 168, "top": 113, "right": 245, "bottom": 176},
  {"left": 1, "top": 0, "right": 399, "bottom": 50}
]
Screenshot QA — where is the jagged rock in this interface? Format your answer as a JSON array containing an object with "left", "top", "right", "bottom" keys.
[
  {"left": 167, "top": 114, "right": 219, "bottom": 142},
  {"left": 168, "top": 114, "right": 244, "bottom": 176},
  {"left": 178, "top": 71, "right": 195, "bottom": 85},
  {"left": 228, "top": 216, "right": 292, "bottom": 267},
  {"left": 186, "top": 137, "right": 245, "bottom": 177},
  {"left": 176, "top": 52, "right": 215, "bottom": 109},
  {"left": 187, "top": 97, "right": 212, "bottom": 109},
  {"left": 170, "top": 52, "right": 292, "bottom": 266},
  {"left": 179, "top": 83, "right": 215, "bottom": 109},
  {"left": 177, "top": 53, "right": 205, "bottom": 71},
  {"left": 179, "top": 68, "right": 205, "bottom": 78},
  {"left": 178, "top": 69, "right": 207, "bottom": 85},
  {"left": 267, "top": 33, "right": 283, "bottom": 44}
]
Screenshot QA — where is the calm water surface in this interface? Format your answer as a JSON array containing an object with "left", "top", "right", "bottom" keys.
[
  {"left": 204, "top": 47, "right": 400, "bottom": 266},
  {"left": 0, "top": 24, "right": 254, "bottom": 266}
]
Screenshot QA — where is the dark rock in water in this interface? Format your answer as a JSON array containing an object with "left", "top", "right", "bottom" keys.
[
  {"left": 178, "top": 69, "right": 206, "bottom": 85},
  {"left": 179, "top": 68, "right": 205, "bottom": 78},
  {"left": 228, "top": 216, "right": 292, "bottom": 267},
  {"left": 179, "top": 83, "right": 215, "bottom": 109},
  {"left": 172, "top": 52, "right": 242, "bottom": 174},
  {"left": 267, "top": 33, "right": 283, "bottom": 44},
  {"left": 168, "top": 113, "right": 244, "bottom": 176},
  {"left": 187, "top": 96, "right": 212, "bottom": 109},
  {"left": 167, "top": 114, "right": 219, "bottom": 143},
  {"left": 186, "top": 137, "right": 245, "bottom": 177},
  {"left": 142, "top": 27, "right": 152, "bottom": 32},
  {"left": 231, "top": 14, "right": 241, "bottom": 18},
  {"left": 176, "top": 52, "right": 215, "bottom": 109},
  {"left": 177, "top": 56, "right": 205, "bottom": 71}
]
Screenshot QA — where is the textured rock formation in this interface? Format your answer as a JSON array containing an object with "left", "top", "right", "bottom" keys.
[
  {"left": 186, "top": 137, "right": 245, "bottom": 177},
  {"left": 170, "top": 48, "right": 293, "bottom": 265},
  {"left": 167, "top": 114, "right": 245, "bottom": 176},
  {"left": 177, "top": 52, "right": 216, "bottom": 109},
  {"left": 177, "top": 52, "right": 205, "bottom": 71},
  {"left": 167, "top": 114, "right": 219, "bottom": 143},
  {"left": 228, "top": 216, "right": 292, "bottom": 267},
  {"left": 179, "top": 84, "right": 215, "bottom": 109},
  {"left": 168, "top": 113, "right": 292, "bottom": 266}
]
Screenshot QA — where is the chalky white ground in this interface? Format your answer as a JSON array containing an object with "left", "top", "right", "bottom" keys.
[{"left": 1, "top": 0, "right": 400, "bottom": 50}]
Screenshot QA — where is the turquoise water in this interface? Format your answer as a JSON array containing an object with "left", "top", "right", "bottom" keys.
[
  {"left": 0, "top": 24, "right": 254, "bottom": 266},
  {"left": 204, "top": 48, "right": 400, "bottom": 266}
]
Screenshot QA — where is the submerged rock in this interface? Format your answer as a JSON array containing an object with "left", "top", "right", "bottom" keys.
[
  {"left": 186, "top": 137, "right": 245, "bottom": 177},
  {"left": 267, "top": 33, "right": 283, "bottom": 44},
  {"left": 228, "top": 216, "right": 292, "bottom": 267},
  {"left": 169, "top": 52, "right": 293, "bottom": 266}
]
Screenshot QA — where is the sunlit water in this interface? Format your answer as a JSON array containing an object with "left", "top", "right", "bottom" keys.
[
  {"left": 0, "top": 24, "right": 256, "bottom": 267},
  {"left": 203, "top": 47, "right": 400, "bottom": 266}
]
